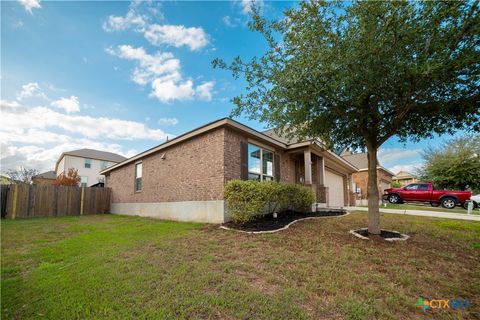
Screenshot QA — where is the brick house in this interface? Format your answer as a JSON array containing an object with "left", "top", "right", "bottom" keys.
[
  {"left": 101, "top": 118, "right": 358, "bottom": 223},
  {"left": 32, "top": 171, "right": 56, "bottom": 185},
  {"left": 340, "top": 150, "right": 394, "bottom": 203}
]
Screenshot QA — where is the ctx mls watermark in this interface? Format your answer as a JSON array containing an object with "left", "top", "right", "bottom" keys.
[{"left": 416, "top": 298, "right": 470, "bottom": 312}]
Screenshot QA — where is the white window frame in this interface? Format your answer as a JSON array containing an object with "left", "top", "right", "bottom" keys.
[
  {"left": 247, "top": 143, "right": 275, "bottom": 181},
  {"left": 134, "top": 162, "right": 142, "bottom": 192},
  {"left": 80, "top": 176, "right": 88, "bottom": 187},
  {"left": 84, "top": 158, "right": 92, "bottom": 169}
]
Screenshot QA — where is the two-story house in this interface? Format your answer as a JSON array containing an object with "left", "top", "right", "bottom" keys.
[{"left": 55, "top": 149, "right": 127, "bottom": 187}]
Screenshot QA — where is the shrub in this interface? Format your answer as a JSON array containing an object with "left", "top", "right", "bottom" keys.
[{"left": 224, "top": 180, "right": 315, "bottom": 224}]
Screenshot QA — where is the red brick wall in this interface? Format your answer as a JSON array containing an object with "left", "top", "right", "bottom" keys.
[
  {"left": 352, "top": 169, "right": 392, "bottom": 199},
  {"left": 107, "top": 127, "right": 226, "bottom": 203}
]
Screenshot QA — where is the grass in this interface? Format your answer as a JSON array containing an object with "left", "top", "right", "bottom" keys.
[
  {"left": 2, "top": 213, "right": 480, "bottom": 319},
  {"left": 362, "top": 203, "right": 475, "bottom": 214}
]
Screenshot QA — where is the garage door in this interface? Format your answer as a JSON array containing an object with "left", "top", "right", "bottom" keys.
[
  {"left": 380, "top": 181, "right": 390, "bottom": 194},
  {"left": 325, "top": 170, "right": 345, "bottom": 207}
]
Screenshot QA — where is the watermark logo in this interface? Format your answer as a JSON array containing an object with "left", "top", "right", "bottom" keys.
[{"left": 416, "top": 298, "right": 470, "bottom": 312}]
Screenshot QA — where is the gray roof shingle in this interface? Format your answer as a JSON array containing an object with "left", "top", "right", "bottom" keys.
[
  {"left": 34, "top": 170, "right": 56, "bottom": 179},
  {"left": 63, "top": 149, "right": 127, "bottom": 163}
]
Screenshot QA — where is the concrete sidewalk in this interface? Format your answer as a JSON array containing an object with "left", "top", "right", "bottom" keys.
[{"left": 346, "top": 206, "right": 480, "bottom": 222}]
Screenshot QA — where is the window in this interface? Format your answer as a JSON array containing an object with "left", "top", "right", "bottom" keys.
[
  {"left": 135, "top": 162, "right": 142, "bottom": 192},
  {"left": 248, "top": 144, "right": 274, "bottom": 181},
  {"left": 100, "top": 161, "right": 108, "bottom": 170},
  {"left": 84, "top": 159, "right": 92, "bottom": 168},
  {"left": 80, "top": 176, "right": 88, "bottom": 187},
  {"left": 419, "top": 184, "right": 429, "bottom": 190},
  {"left": 405, "top": 184, "right": 418, "bottom": 190}
]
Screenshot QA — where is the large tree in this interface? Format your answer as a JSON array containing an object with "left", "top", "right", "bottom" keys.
[
  {"left": 53, "top": 168, "right": 81, "bottom": 187},
  {"left": 419, "top": 135, "right": 480, "bottom": 192},
  {"left": 214, "top": 1, "right": 479, "bottom": 234}
]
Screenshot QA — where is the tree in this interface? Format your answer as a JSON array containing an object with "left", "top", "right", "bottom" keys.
[
  {"left": 213, "top": 1, "right": 479, "bottom": 234},
  {"left": 391, "top": 181, "right": 403, "bottom": 188},
  {"left": 5, "top": 167, "right": 39, "bottom": 184},
  {"left": 419, "top": 135, "right": 480, "bottom": 192},
  {"left": 53, "top": 168, "right": 81, "bottom": 187}
]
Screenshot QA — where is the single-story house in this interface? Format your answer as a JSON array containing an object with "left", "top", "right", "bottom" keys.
[
  {"left": 392, "top": 170, "right": 418, "bottom": 186},
  {"left": 32, "top": 170, "right": 56, "bottom": 185},
  {"left": 101, "top": 118, "right": 358, "bottom": 223},
  {"left": 340, "top": 150, "right": 394, "bottom": 203}
]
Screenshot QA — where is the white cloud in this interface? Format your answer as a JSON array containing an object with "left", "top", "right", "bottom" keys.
[
  {"left": 222, "top": 16, "right": 242, "bottom": 28},
  {"left": 107, "top": 45, "right": 214, "bottom": 102},
  {"left": 51, "top": 96, "right": 80, "bottom": 113},
  {"left": 17, "top": 0, "right": 41, "bottom": 14},
  {"left": 196, "top": 81, "right": 214, "bottom": 101},
  {"left": 107, "top": 45, "right": 180, "bottom": 86},
  {"left": 144, "top": 24, "right": 209, "bottom": 51},
  {"left": 103, "top": 8, "right": 146, "bottom": 32},
  {"left": 158, "top": 118, "right": 178, "bottom": 126},
  {"left": 17, "top": 82, "right": 48, "bottom": 100},
  {"left": 1, "top": 99, "right": 170, "bottom": 141},
  {"left": 151, "top": 78, "right": 195, "bottom": 102},
  {"left": 0, "top": 97, "right": 172, "bottom": 172},
  {"left": 378, "top": 148, "right": 422, "bottom": 166},
  {"left": 239, "top": 0, "right": 263, "bottom": 15}
]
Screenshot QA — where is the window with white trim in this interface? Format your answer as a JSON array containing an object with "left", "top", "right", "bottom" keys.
[
  {"left": 248, "top": 143, "right": 274, "bottom": 181},
  {"left": 135, "top": 162, "right": 142, "bottom": 192},
  {"left": 84, "top": 159, "right": 92, "bottom": 168},
  {"left": 80, "top": 176, "right": 88, "bottom": 187},
  {"left": 100, "top": 161, "right": 108, "bottom": 170}
]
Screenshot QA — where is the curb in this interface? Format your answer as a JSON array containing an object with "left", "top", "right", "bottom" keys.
[{"left": 220, "top": 211, "right": 350, "bottom": 234}]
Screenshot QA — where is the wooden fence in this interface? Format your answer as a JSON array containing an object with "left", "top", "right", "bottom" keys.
[{"left": 1, "top": 185, "right": 111, "bottom": 219}]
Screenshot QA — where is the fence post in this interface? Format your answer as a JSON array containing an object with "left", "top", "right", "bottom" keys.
[
  {"left": 11, "top": 185, "right": 18, "bottom": 219},
  {"left": 80, "top": 187, "right": 85, "bottom": 215}
]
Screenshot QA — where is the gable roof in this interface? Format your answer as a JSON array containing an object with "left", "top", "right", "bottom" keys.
[
  {"left": 34, "top": 170, "right": 56, "bottom": 180},
  {"left": 100, "top": 117, "right": 358, "bottom": 175},
  {"left": 393, "top": 171, "right": 416, "bottom": 179},
  {"left": 60, "top": 149, "right": 127, "bottom": 163},
  {"left": 262, "top": 128, "right": 303, "bottom": 144},
  {"left": 340, "top": 151, "right": 394, "bottom": 176}
]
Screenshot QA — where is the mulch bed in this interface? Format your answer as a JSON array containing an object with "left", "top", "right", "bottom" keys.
[
  {"left": 222, "top": 210, "right": 347, "bottom": 232},
  {"left": 354, "top": 228, "right": 403, "bottom": 239}
]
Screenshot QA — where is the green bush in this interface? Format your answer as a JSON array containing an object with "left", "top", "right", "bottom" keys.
[{"left": 224, "top": 180, "right": 315, "bottom": 224}]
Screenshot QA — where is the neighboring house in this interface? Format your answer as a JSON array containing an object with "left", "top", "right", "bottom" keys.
[
  {"left": 55, "top": 149, "right": 127, "bottom": 187},
  {"left": 101, "top": 118, "right": 358, "bottom": 223},
  {"left": 340, "top": 150, "right": 394, "bottom": 202},
  {"left": 32, "top": 171, "right": 56, "bottom": 185},
  {"left": 392, "top": 170, "right": 418, "bottom": 186},
  {"left": 0, "top": 175, "right": 13, "bottom": 185}
]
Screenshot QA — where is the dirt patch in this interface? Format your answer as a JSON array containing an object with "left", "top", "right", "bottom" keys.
[{"left": 222, "top": 210, "right": 347, "bottom": 232}]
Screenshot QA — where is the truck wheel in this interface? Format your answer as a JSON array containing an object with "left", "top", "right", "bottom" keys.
[
  {"left": 441, "top": 197, "right": 456, "bottom": 209},
  {"left": 388, "top": 194, "right": 400, "bottom": 204}
]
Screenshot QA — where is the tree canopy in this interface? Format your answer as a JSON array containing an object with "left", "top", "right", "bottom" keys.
[
  {"left": 54, "top": 168, "right": 80, "bottom": 187},
  {"left": 214, "top": 1, "right": 479, "bottom": 234},
  {"left": 419, "top": 135, "right": 480, "bottom": 192}
]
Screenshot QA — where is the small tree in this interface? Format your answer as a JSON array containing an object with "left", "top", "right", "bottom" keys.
[
  {"left": 214, "top": 1, "right": 479, "bottom": 234},
  {"left": 54, "top": 168, "right": 81, "bottom": 187},
  {"left": 5, "top": 167, "right": 39, "bottom": 184},
  {"left": 391, "top": 181, "right": 403, "bottom": 188},
  {"left": 419, "top": 135, "right": 480, "bottom": 191}
]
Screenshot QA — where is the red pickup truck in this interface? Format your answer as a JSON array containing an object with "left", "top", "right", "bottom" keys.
[{"left": 383, "top": 182, "right": 471, "bottom": 209}]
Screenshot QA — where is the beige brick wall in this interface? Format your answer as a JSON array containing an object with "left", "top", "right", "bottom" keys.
[{"left": 107, "top": 127, "right": 226, "bottom": 203}]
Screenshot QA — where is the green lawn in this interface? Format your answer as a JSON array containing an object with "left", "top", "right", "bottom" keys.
[
  {"left": 2, "top": 213, "right": 479, "bottom": 319},
  {"left": 363, "top": 203, "right": 475, "bottom": 214}
]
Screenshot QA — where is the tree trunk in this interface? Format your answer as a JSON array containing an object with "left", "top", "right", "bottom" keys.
[{"left": 366, "top": 144, "right": 381, "bottom": 234}]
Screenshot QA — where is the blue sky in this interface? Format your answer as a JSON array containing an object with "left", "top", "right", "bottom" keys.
[{"left": 1, "top": 0, "right": 460, "bottom": 174}]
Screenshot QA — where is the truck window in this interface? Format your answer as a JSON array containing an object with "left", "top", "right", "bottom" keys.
[
  {"left": 419, "top": 184, "right": 429, "bottom": 190},
  {"left": 405, "top": 184, "right": 419, "bottom": 190}
]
